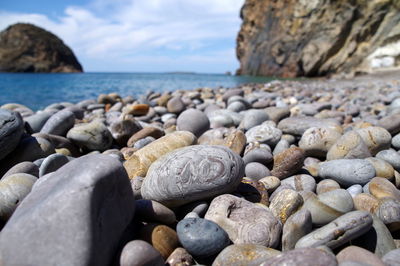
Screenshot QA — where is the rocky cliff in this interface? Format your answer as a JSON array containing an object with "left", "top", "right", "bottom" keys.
[
  {"left": 236, "top": 0, "right": 400, "bottom": 77},
  {"left": 0, "top": 23, "right": 83, "bottom": 73}
]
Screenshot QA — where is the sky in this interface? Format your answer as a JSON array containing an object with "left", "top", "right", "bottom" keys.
[{"left": 0, "top": 0, "right": 245, "bottom": 73}]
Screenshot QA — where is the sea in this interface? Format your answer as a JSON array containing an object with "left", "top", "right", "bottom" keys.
[{"left": 0, "top": 72, "right": 275, "bottom": 111}]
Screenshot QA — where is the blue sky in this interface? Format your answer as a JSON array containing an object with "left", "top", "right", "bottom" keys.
[{"left": 0, "top": 0, "right": 244, "bottom": 73}]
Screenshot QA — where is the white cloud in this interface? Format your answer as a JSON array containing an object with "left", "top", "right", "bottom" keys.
[{"left": 0, "top": 0, "right": 244, "bottom": 72}]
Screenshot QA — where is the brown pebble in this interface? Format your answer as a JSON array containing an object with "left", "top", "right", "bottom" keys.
[
  {"left": 271, "top": 147, "right": 305, "bottom": 179},
  {"left": 139, "top": 224, "right": 179, "bottom": 260}
]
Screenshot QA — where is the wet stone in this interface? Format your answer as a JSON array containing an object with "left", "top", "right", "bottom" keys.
[{"left": 177, "top": 218, "right": 230, "bottom": 258}]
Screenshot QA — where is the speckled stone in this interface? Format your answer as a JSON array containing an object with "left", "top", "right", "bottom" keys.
[
  {"left": 141, "top": 145, "right": 244, "bottom": 207},
  {"left": 376, "top": 149, "right": 400, "bottom": 171},
  {"left": 124, "top": 131, "right": 196, "bottom": 178},
  {"left": 365, "top": 157, "right": 395, "bottom": 180},
  {"left": 177, "top": 218, "right": 230, "bottom": 258},
  {"left": 212, "top": 244, "right": 281, "bottom": 266},
  {"left": 369, "top": 177, "right": 400, "bottom": 201},
  {"left": 38, "top": 153, "right": 69, "bottom": 177},
  {"left": 67, "top": 121, "right": 113, "bottom": 151},
  {"left": 282, "top": 209, "right": 312, "bottom": 251},
  {"left": 269, "top": 189, "right": 303, "bottom": 224},
  {"left": 299, "top": 127, "right": 342, "bottom": 158},
  {"left": 223, "top": 129, "right": 246, "bottom": 155},
  {"left": 166, "top": 247, "right": 194, "bottom": 266},
  {"left": 336, "top": 246, "right": 384, "bottom": 266},
  {"left": 139, "top": 224, "right": 179, "bottom": 259},
  {"left": 278, "top": 116, "right": 341, "bottom": 136},
  {"left": 295, "top": 211, "right": 373, "bottom": 249},
  {"left": 119, "top": 240, "right": 164, "bottom": 266},
  {"left": 356, "top": 126, "right": 392, "bottom": 155},
  {"left": 176, "top": 109, "right": 210, "bottom": 137},
  {"left": 327, "top": 131, "right": 371, "bottom": 160},
  {"left": 316, "top": 179, "right": 341, "bottom": 195},
  {"left": 0, "top": 173, "right": 36, "bottom": 222},
  {"left": 245, "top": 162, "right": 270, "bottom": 180},
  {"left": 40, "top": 110, "right": 75, "bottom": 136},
  {"left": 317, "top": 159, "right": 376, "bottom": 187},
  {"left": 270, "top": 147, "right": 305, "bottom": 180},
  {"left": 259, "top": 248, "right": 337, "bottom": 266},
  {"left": 280, "top": 174, "right": 316, "bottom": 192},
  {"left": 0, "top": 109, "right": 24, "bottom": 161},
  {"left": 236, "top": 178, "right": 269, "bottom": 205},
  {"left": 302, "top": 189, "right": 354, "bottom": 226},
  {"left": 239, "top": 109, "right": 269, "bottom": 131},
  {"left": 135, "top": 199, "right": 176, "bottom": 224},
  {"left": 204, "top": 194, "right": 282, "bottom": 248},
  {"left": 245, "top": 123, "right": 282, "bottom": 146}
]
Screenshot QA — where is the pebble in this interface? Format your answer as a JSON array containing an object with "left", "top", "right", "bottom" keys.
[
  {"left": 365, "top": 157, "right": 395, "bottom": 180},
  {"left": 377, "top": 113, "right": 400, "bottom": 135},
  {"left": 317, "top": 159, "right": 376, "bottom": 187},
  {"left": 124, "top": 131, "right": 196, "bottom": 178},
  {"left": 392, "top": 133, "right": 400, "bottom": 149},
  {"left": 270, "top": 147, "right": 305, "bottom": 179},
  {"left": 382, "top": 248, "right": 400, "bottom": 266},
  {"left": 259, "top": 176, "right": 281, "bottom": 193},
  {"left": 127, "top": 126, "right": 165, "bottom": 148},
  {"left": 139, "top": 224, "right": 179, "bottom": 259},
  {"left": 272, "top": 139, "right": 290, "bottom": 155},
  {"left": 269, "top": 189, "right": 303, "bottom": 224},
  {"left": 376, "top": 197, "right": 400, "bottom": 225},
  {"left": 0, "top": 109, "right": 24, "bottom": 160},
  {"left": 38, "top": 153, "right": 69, "bottom": 177},
  {"left": 327, "top": 131, "right": 371, "bottom": 160},
  {"left": 0, "top": 154, "right": 135, "bottom": 266},
  {"left": 299, "top": 127, "right": 342, "bottom": 158},
  {"left": 177, "top": 218, "right": 230, "bottom": 258},
  {"left": 24, "top": 111, "right": 53, "bottom": 133},
  {"left": 336, "top": 246, "right": 384, "bottom": 266},
  {"left": 167, "top": 96, "right": 185, "bottom": 114},
  {"left": 356, "top": 126, "right": 392, "bottom": 155},
  {"left": 135, "top": 199, "right": 176, "bottom": 224},
  {"left": 316, "top": 179, "right": 341, "bottom": 194},
  {"left": 369, "top": 177, "right": 400, "bottom": 201},
  {"left": 40, "top": 110, "right": 75, "bottom": 136},
  {"left": 243, "top": 147, "right": 273, "bottom": 165},
  {"left": 141, "top": 145, "right": 244, "bottom": 207},
  {"left": 353, "top": 193, "right": 379, "bottom": 213},
  {"left": 295, "top": 211, "right": 373, "bottom": 249},
  {"left": 259, "top": 248, "right": 337, "bottom": 266},
  {"left": 119, "top": 240, "right": 164, "bottom": 266},
  {"left": 376, "top": 149, "right": 400, "bottom": 171},
  {"left": 245, "top": 162, "right": 270, "bottom": 180},
  {"left": 212, "top": 244, "right": 281, "bottom": 266},
  {"left": 280, "top": 174, "right": 316, "bottom": 192},
  {"left": 204, "top": 194, "right": 282, "bottom": 248},
  {"left": 245, "top": 123, "right": 282, "bottom": 146},
  {"left": 239, "top": 109, "right": 269, "bottom": 130},
  {"left": 166, "top": 247, "right": 194, "bottom": 266},
  {"left": 235, "top": 178, "right": 269, "bottom": 205},
  {"left": 281, "top": 209, "right": 312, "bottom": 251},
  {"left": 346, "top": 184, "right": 363, "bottom": 197},
  {"left": 176, "top": 108, "right": 210, "bottom": 137},
  {"left": 109, "top": 118, "right": 142, "bottom": 146},
  {"left": 67, "top": 121, "right": 113, "bottom": 151},
  {"left": 0, "top": 173, "right": 36, "bottom": 222},
  {"left": 278, "top": 116, "right": 341, "bottom": 136},
  {"left": 2, "top": 161, "right": 39, "bottom": 178}
]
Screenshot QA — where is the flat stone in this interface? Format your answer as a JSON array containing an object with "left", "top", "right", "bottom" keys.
[
  {"left": 212, "top": 244, "right": 281, "bottom": 266},
  {"left": 0, "top": 109, "right": 24, "bottom": 161},
  {"left": 176, "top": 108, "right": 210, "bottom": 137},
  {"left": 120, "top": 240, "right": 164, "bottom": 266},
  {"left": 239, "top": 109, "right": 269, "bottom": 131},
  {"left": 0, "top": 173, "right": 36, "bottom": 222},
  {"left": 271, "top": 147, "right": 305, "bottom": 179},
  {"left": 124, "top": 131, "right": 196, "bottom": 178},
  {"left": 327, "top": 131, "right": 371, "bottom": 160},
  {"left": 40, "top": 110, "right": 75, "bottom": 136},
  {"left": 67, "top": 121, "right": 113, "bottom": 151},
  {"left": 245, "top": 123, "right": 282, "bottom": 146},
  {"left": 135, "top": 199, "right": 176, "bottom": 224},
  {"left": 141, "top": 145, "right": 244, "bottom": 207},
  {"left": 177, "top": 218, "right": 230, "bottom": 258},
  {"left": 295, "top": 211, "right": 373, "bottom": 249},
  {"left": 204, "top": 194, "right": 282, "bottom": 248},
  {"left": 0, "top": 154, "right": 135, "bottom": 266},
  {"left": 299, "top": 127, "right": 342, "bottom": 158},
  {"left": 318, "top": 159, "right": 376, "bottom": 187},
  {"left": 259, "top": 248, "right": 337, "bottom": 266},
  {"left": 278, "top": 116, "right": 341, "bottom": 136},
  {"left": 282, "top": 209, "right": 312, "bottom": 251}
]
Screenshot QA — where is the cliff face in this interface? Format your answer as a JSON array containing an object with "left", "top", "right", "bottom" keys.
[
  {"left": 237, "top": 0, "right": 400, "bottom": 77},
  {"left": 0, "top": 23, "right": 83, "bottom": 73}
]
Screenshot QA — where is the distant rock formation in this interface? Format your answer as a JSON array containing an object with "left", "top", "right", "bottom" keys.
[
  {"left": 0, "top": 23, "right": 83, "bottom": 73},
  {"left": 236, "top": 0, "right": 400, "bottom": 77}
]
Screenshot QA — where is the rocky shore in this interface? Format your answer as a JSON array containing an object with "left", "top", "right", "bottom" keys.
[{"left": 1, "top": 75, "right": 400, "bottom": 265}]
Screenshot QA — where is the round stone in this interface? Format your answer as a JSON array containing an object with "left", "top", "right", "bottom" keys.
[
  {"left": 327, "top": 131, "right": 371, "bottom": 160},
  {"left": 376, "top": 149, "right": 400, "bottom": 171},
  {"left": 316, "top": 179, "right": 341, "bottom": 195},
  {"left": 245, "top": 123, "right": 282, "bottom": 146},
  {"left": 243, "top": 148, "right": 273, "bottom": 165},
  {"left": 167, "top": 96, "right": 185, "bottom": 114},
  {"left": 141, "top": 145, "right": 244, "bottom": 207},
  {"left": 299, "top": 127, "right": 341, "bottom": 158},
  {"left": 356, "top": 126, "right": 392, "bottom": 155},
  {"left": 369, "top": 177, "right": 400, "bottom": 201},
  {"left": 392, "top": 133, "right": 400, "bottom": 150},
  {"left": 245, "top": 162, "right": 270, "bottom": 181},
  {"left": 2, "top": 162, "right": 39, "bottom": 178},
  {"left": 176, "top": 108, "right": 210, "bottom": 137},
  {"left": 270, "top": 147, "right": 305, "bottom": 180},
  {"left": 139, "top": 224, "right": 179, "bottom": 259},
  {"left": 39, "top": 153, "right": 69, "bottom": 177},
  {"left": 120, "top": 240, "right": 164, "bottom": 266},
  {"left": 24, "top": 111, "right": 53, "bottom": 133},
  {"left": 353, "top": 193, "right": 379, "bottom": 213},
  {"left": 382, "top": 248, "right": 400, "bottom": 266},
  {"left": 365, "top": 157, "right": 395, "bottom": 180},
  {"left": 239, "top": 109, "right": 269, "bottom": 131},
  {"left": 127, "top": 127, "right": 165, "bottom": 148},
  {"left": 204, "top": 194, "right": 282, "bottom": 248},
  {"left": 67, "top": 121, "right": 113, "bottom": 151},
  {"left": 0, "top": 109, "right": 24, "bottom": 161},
  {"left": 258, "top": 176, "right": 280, "bottom": 193},
  {"left": 40, "top": 110, "right": 75, "bottom": 136},
  {"left": 269, "top": 189, "right": 303, "bottom": 224},
  {"left": 177, "top": 218, "right": 230, "bottom": 258},
  {"left": 166, "top": 248, "right": 194, "bottom": 266},
  {"left": 376, "top": 198, "right": 400, "bottom": 224},
  {"left": 109, "top": 118, "right": 142, "bottom": 146}
]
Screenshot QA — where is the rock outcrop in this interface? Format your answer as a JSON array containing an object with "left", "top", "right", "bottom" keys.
[
  {"left": 0, "top": 23, "right": 83, "bottom": 73},
  {"left": 236, "top": 0, "right": 400, "bottom": 77}
]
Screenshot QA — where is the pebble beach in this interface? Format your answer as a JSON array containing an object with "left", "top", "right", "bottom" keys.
[{"left": 1, "top": 75, "right": 400, "bottom": 265}]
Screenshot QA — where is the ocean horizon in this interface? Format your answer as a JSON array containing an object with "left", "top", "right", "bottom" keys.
[{"left": 0, "top": 72, "right": 277, "bottom": 111}]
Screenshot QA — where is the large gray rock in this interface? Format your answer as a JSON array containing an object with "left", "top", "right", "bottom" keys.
[
  {"left": 141, "top": 145, "right": 244, "bottom": 207},
  {"left": 0, "top": 154, "right": 135, "bottom": 266},
  {"left": 0, "top": 109, "right": 24, "bottom": 160},
  {"left": 40, "top": 110, "right": 75, "bottom": 136}
]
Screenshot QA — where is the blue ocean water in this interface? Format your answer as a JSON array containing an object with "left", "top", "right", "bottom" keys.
[{"left": 0, "top": 72, "right": 274, "bottom": 111}]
